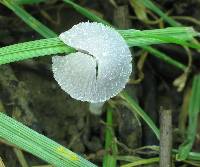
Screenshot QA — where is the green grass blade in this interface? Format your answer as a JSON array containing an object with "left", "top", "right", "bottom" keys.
[
  {"left": 0, "top": 27, "right": 194, "bottom": 67},
  {"left": 172, "top": 148, "right": 200, "bottom": 161},
  {"left": 187, "top": 151, "right": 200, "bottom": 161},
  {"left": 138, "top": 34, "right": 200, "bottom": 50},
  {"left": 0, "top": 38, "right": 75, "bottom": 65},
  {"left": 121, "top": 27, "right": 200, "bottom": 49},
  {"left": 0, "top": 38, "right": 63, "bottom": 55},
  {"left": 0, "top": 112, "right": 97, "bottom": 167},
  {"left": 120, "top": 27, "right": 199, "bottom": 47},
  {"left": 14, "top": 0, "right": 47, "bottom": 4},
  {"left": 141, "top": 46, "right": 187, "bottom": 70},
  {"left": 1, "top": 0, "right": 57, "bottom": 38},
  {"left": 63, "top": 0, "right": 111, "bottom": 26},
  {"left": 177, "top": 75, "right": 200, "bottom": 160},
  {"left": 119, "top": 91, "right": 160, "bottom": 140},
  {"left": 140, "top": 0, "right": 181, "bottom": 27},
  {"left": 103, "top": 105, "right": 118, "bottom": 167}
]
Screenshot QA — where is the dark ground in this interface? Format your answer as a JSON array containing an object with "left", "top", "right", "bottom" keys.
[{"left": 0, "top": 0, "right": 200, "bottom": 166}]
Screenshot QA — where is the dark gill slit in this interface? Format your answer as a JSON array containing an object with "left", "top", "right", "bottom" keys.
[{"left": 77, "top": 48, "right": 99, "bottom": 80}]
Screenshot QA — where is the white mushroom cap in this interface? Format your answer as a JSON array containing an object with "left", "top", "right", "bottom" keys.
[{"left": 52, "top": 22, "right": 132, "bottom": 103}]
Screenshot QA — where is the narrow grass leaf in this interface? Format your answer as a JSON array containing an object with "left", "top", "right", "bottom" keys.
[
  {"left": 140, "top": 0, "right": 181, "bottom": 26},
  {"left": 141, "top": 46, "right": 187, "bottom": 70},
  {"left": 0, "top": 38, "right": 75, "bottom": 65},
  {"left": 187, "top": 151, "right": 200, "bottom": 161},
  {"left": 120, "top": 27, "right": 198, "bottom": 47},
  {"left": 0, "top": 27, "right": 195, "bottom": 67},
  {"left": 119, "top": 91, "right": 160, "bottom": 140},
  {"left": 0, "top": 112, "right": 97, "bottom": 167},
  {"left": 63, "top": 0, "right": 111, "bottom": 26},
  {"left": 14, "top": 0, "right": 47, "bottom": 4},
  {"left": 1, "top": 0, "right": 57, "bottom": 38},
  {"left": 177, "top": 75, "right": 200, "bottom": 160},
  {"left": 139, "top": 34, "right": 200, "bottom": 50},
  {"left": 103, "top": 105, "right": 118, "bottom": 167}
]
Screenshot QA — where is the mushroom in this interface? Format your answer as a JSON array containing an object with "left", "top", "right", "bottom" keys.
[{"left": 52, "top": 22, "right": 132, "bottom": 103}]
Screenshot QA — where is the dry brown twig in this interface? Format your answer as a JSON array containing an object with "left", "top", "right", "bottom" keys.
[{"left": 159, "top": 107, "right": 172, "bottom": 167}]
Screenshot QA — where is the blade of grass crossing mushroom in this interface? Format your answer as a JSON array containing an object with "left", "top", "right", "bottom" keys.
[
  {"left": 103, "top": 106, "right": 118, "bottom": 167},
  {"left": 1, "top": 0, "right": 57, "bottom": 38},
  {"left": 120, "top": 91, "right": 160, "bottom": 140},
  {"left": 0, "top": 28, "right": 194, "bottom": 67},
  {"left": 0, "top": 38, "right": 76, "bottom": 65},
  {"left": 177, "top": 75, "right": 200, "bottom": 160}
]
